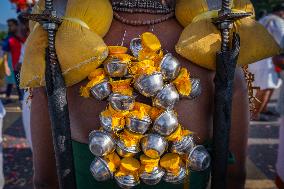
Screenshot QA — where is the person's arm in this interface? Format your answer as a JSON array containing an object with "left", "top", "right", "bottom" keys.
[
  {"left": 31, "top": 87, "right": 59, "bottom": 189},
  {"left": 3, "top": 53, "right": 11, "bottom": 76}
]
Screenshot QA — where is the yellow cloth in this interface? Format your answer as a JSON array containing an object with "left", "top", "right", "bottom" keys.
[
  {"left": 176, "top": 17, "right": 280, "bottom": 70},
  {"left": 175, "top": 0, "right": 255, "bottom": 27},
  {"left": 20, "top": 0, "right": 113, "bottom": 88},
  {"left": 175, "top": 0, "right": 280, "bottom": 70}
]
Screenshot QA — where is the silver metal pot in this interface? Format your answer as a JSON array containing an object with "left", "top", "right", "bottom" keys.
[
  {"left": 90, "top": 157, "right": 113, "bottom": 181},
  {"left": 125, "top": 116, "right": 151, "bottom": 134},
  {"left": 99, "top": 113, "right": 124, "bottom": 133},
  {"left": 104, "top": 57, "right": 128, "bottom": 77},
  {"left": 134, "top": 72, "right": 164, "bottom": 97},
  {"left": 89, "top": 130, "right": 115, "bottom": 157},
  {"left": 109, "top": 93, "right": 135, "bottom": 111},
  {"left": 188, "top": 145, "right": 211, "bottom": 171},
  {"left": 140, "top": 167, "right": 165, "bottom": 185},
  {"left": 90, "top": 80, "right": 112, "bottom": 101},
  {"left": 115, "top": 175, "right": 140, "bottom": 189},
  {"left": 153, "top": 110, "right": 179, "bottom": 136},
  {"left": 141, "top": 134, "right": 168, "bottom": 158},
  {"left": 163, "top": 166, "right": 187, "bottom": 184},
  {"left": 130, "top": 38, "right": 142, "bottom": 57},
  {"left": 153, "top": 84, "right": 180, "bottom": 110},
  {"left": 116, "top": 140, "right": 141, "bottom": 158},
  {"left": 181, "top": 78, "right": 202, "bottom": 100},
  {"left": 160, "top": 53, "right": 181, "bottom": 81},
  {"left": 170, "top": 134, "right": 195, "bottom": 155}
]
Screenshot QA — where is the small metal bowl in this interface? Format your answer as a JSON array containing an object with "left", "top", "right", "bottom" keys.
[
  {"left": 90, "top": 80, "right": 112, "bottom": 101},
  {"left": 134, "top": 72, "right": 164, "bottom": 97},
  {"left": 153, "top": 110, "right": 179, "bottom": 136},
  {"left": 140, "top": 167, "right": 165, "bottom": 185},
  {"left": 125, "top": 116, "right": 151, "bottom": 134},
  {"left": 109, "top": 93, "right": 135, "bottom": 111},
  {"left": 89, "top": 130, "right": 116, "bottom": 157},
  {"left": 170, "top": 134, "right": 195, "bottom": 155},
  {"left": 141, "top": 134, "right": 168, "bottom": 158},
  {"left": 130, "top": 38, "right": 142, "bottom": 57},
  {"left": 104, "top": 57, "right": 128, "bottom": 77},
  {"left": 163, "top": 166, "right": 187, "bottom": 184},
  {"left": 116, "top": 140, "right": 141, "bottom": 158},
  {"left": 115, "top": 175, "right": 140, "bottom": 189},
  {"left": 90, "top": 157, "right": 113, "bottom": 181},
  {"left": 99, "top": 113, "right": 124, "bottom": 133},
  {"left": 160, "top": 53, "right": 181, "bottom": 81},
  {"left": 182, "top": 78, "right": 202, "bottom": 100},
  {"left": 153, "top": 83, "right": 180, "bottom": 110},
  {"left": 188, "top": 145, "right": 211, "bottom": 171}
]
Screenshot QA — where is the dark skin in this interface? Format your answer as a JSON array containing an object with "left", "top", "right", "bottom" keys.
[{"left": 31, "top": 1, "right": 249, "bottom": 188}]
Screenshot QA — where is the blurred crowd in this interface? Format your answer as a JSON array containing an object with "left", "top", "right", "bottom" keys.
[{"left": 0, "top": 12, "right": 31, "bottom": 189}]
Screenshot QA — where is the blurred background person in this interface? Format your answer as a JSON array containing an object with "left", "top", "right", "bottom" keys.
[
  {"left": 17, "top": 13, "right": 32, "bottom": 148},
  {"left": 274, "top": 53, "right": 284, "bottom": 189},
  {"left": 2, "top": 18, "right": 24, "bottom": 104},
  {"left": 250, "top": 4, "right": 284, "bottom": 121},
  {"left": 0, "top": 99, "right": 6, "bottom": 189},
  {"left": 1, "top": 20, "right": 16, "bottom": 104},
  {"left": 0, "top": 37, "right": 6, "bottom": 189}
]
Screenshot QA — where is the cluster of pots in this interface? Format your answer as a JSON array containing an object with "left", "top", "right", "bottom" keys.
[{"left": 87, "top": 35, "right": 210, "bottom": 189}]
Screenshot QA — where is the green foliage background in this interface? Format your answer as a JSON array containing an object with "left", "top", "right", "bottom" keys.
[{"left": 251, "top": 0, "right": 284, "bottom": 18}]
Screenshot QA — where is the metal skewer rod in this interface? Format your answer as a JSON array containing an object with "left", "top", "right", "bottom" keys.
[{"left": 40, "top": 0, "right": 77, "bottom": 188}]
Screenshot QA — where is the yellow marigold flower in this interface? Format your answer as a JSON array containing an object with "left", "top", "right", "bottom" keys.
[
  {"left": 140, "top": 154, "right": 160, "bottom": 173},
  {"left": 111, "top": 53, "right": 136, "bottom": 62},
  {"left": 160, "top": 153, "right": 181, "bottom": 176},
  {"left": 173, "top": 68, "right": 192, "bottom": 96},
  {"left": 104, "top": 152, "right": 121, "bottom": 172},
  {"left": 110, "top": 78, "right": 133, "bottom": 96},
  {"left": 141, "top": 32, "right": 161, "bottom": 52},
  {"left": 108, "top": 46, "right": 128, "bottom": 55},
  {"left": 130, "top": 60, "right": 157, "bottom": 75}
]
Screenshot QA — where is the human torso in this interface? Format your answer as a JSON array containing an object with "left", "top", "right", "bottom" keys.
[{"left": 67, "top": 11, "right": 215, "bottom": 144}]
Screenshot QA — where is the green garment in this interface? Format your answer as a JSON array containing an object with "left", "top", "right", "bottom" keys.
[{"left": 72, "top": 140, "right": 211, "bottom": 189}]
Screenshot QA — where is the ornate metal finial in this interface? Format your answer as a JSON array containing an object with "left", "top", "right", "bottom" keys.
[{"left": 213, "top": 0, "right": 252, "bottom": 52}]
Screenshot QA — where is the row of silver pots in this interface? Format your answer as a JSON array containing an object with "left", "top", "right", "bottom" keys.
[
  {"left": 91, "top": 75, "right": 202, "bottom": 111},
  {"left": 98, "top": 109, "right": 210, "bottom": 168},
  {"left": 89, "top": 132, "right": 209, "bottom": 188},
  {"left": 101, "top": 110, "right": 178, "bottom": 136},
  {"left": 91, "top": 52, "right": 202, "bottom": 101},
  {"left": 91, "top": 157, "right": 186, "bottom": 188},
  {"left": 89, "top": 131, "right": 211, "bottom": 171},
  {"left": 104, "top": 52, "right": 181, "bottom": 81}
]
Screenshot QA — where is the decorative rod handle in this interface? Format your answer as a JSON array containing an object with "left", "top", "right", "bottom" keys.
[
  {"left": 222, "top": 0, "right": 231, "bottom": 14},
  {"left": 45, "top": 0, "right": 53, "bottom": 11}
]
